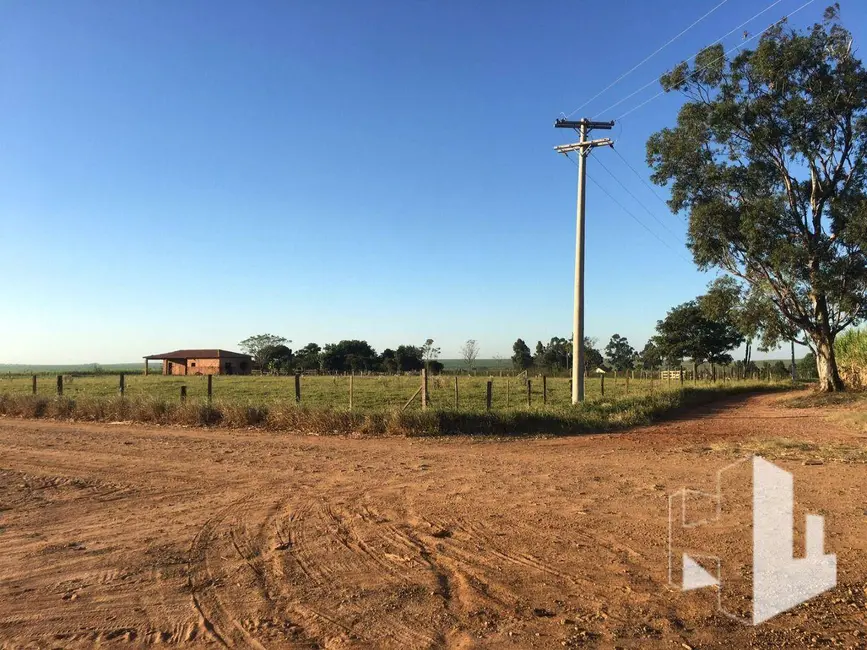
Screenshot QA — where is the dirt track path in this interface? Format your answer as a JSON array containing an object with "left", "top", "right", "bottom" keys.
[{"left": 0, "top": 393, "right": 865, "bottom": 649}]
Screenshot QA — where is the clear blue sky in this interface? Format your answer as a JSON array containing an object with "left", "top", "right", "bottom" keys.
[{"left": 1, "top": 0, "right": 854, "bottom": 363}]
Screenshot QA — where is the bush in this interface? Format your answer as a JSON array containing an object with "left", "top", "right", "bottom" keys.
[{"left": 836, "top": 328, "right": 867, "bottom": 390}]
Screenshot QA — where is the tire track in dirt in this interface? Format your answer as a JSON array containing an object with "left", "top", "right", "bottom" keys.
[
  {"left": 188, "top": 493, "right": 267, "bottom": 649},
  {"left": 271, "top": 497, "right": 444, "bottom": 648}
]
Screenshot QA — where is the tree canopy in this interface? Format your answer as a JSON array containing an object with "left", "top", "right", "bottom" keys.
[
  {"left": 511, "top": 339, "right": 533, "bottom": 370},
  {"left": 647, "top": 5, "right": 867, "bottom": 390},
  {"left": 238, "top": 333, "right": 290, "bottom": 371},
  {"left": 654, "top": 301, "right": 744, "bottom": 368},
  {"left": 637, "top": 341, "right": 663, "bottom": 370},
  {"left": 605, "top": 334, "right": 636, "bottom": 371}
]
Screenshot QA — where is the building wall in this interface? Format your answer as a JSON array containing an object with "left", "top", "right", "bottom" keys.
[
  {"left": 161, "top": 357, "right": 251, "bottom": 375},
  {"left": 188, "top": 358, "right": 221, "bottom": 375},
  {"left": 163, "top": 360, "right": 185, "bottom": 376}
]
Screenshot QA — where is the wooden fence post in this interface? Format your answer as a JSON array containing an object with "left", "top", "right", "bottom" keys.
[
  {"left": 421, "top": 369, "right": 428, "bottom": 411},
  {"left": 680, "top": 369, "right": 684, "bottom": 386},
  {"left": 180, "top": 385, "right": 187, "bottom": 402},
  {"left": 295, "top": 372, "right": 301, "bottom": 403},
  {"left": 349, "top": 373, "right": 354, "bottom": 411},
  {"left": 56, "top": 375, "right": 63, "bottom": 396},
  {"left": 119, "top": 373, "right": 125, "bottom": 397},
  {"left": 542, "top": 375, "right": 547, "bottom": 405},
  {"left": 625, "top": 372, "right": 630, "bottom": 395},
  {"left": 506, "top": 379, "right": 510, "bottom": 408},
  {"left": 207, "top": 374, "right": 213, "bottom": 402},
  {"left": 526, "top": 380, "right": 532, "bottom": 407},
  {"left": 454, "top": 375, "right": 459, "bottom": 409},
  {"left": 485, "top": 380, "right": 492, "bottom": 411},
  {"left": 32, "top": 374, "right": 37, "bottom": 395},
  {"left": 600, "top": 374, "right": 605, "bottom": 397}
]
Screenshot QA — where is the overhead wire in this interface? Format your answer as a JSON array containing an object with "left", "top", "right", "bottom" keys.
[
  {"left": 563, "top": 0, "right": 732, "bottom": 119},
  {"left": 611, "top": 147, "right": 672, "bottom": 209},
  {"left": 592, "top": 153, "right": 685, "bottom": 243},
  {"left": 561, "top": 153, "right": 692, "bottom": 263},
  {"left": 592, "top": 0, "right": 789, "bottom": 119}
]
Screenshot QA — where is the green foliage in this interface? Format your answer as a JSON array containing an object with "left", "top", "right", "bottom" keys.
[
  {"left": 797, "top": 351, "right": 818, "bottom": 379},
  {"left": 836, "top": 327, "right": 867, "bottom": 388},
  {"left": 655, "top": 300, "right": 744, "bottom": 367},
  {"left": 637, "top": 341, "right": 662, "bottom": 370},
  {"left": 262, "top": 344, "right": 293, "bottom": 374},
  {"left": 511, "top": 338, "right": 533, "bottom": 370},
  {"left": 394, "top": 345, "right": 425, "bottom": 372},
  {"left": 583, "top": 338, "right": 605, "bottom": 373},
  {"left": 647, "top": 8, "right": 867, "bottom": 390},
  {"left": 294, "top": 343, "right": 322, "bottom": 371},
  {"left": 770, "top": 360, "right": 790, "bottom": 378},
  {"left": 605, "top": 334, "right": 636, "bottom": 371},
  {"left": 0, "top": 379, "right": 790, "bottom": 437},
  {"left": 836, "top": 327, "right": 867, "bottom": 366},
  {"left": 535, "top": 337, "right": 570, "bottom": 371},
  {"left": 239, "top": 333, "right": 290, "bottom": 370},
  {"left": 421, "top": 338, "right": 441, "bottom": 369},
  {"left": 321, "top": 340, "right": 379, "bottom": 373}
]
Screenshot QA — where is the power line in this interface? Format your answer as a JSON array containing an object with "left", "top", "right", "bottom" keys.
[
  {"left": 563, "top": 153, "right": 691, "bottom": 263},
  {"left": 593, "top": 0, "right": 788, "bottom": 119},
  {"left": 588, "top": 173, "right": 692, "bottom": 262},
  {"left": 615, "top": 0, "right": 817, "bottom": 121},
  {"left": 592, "top": 153, "right": 685, "bottom": 244},
  {"left": 611, "top": 147, "right": 672, "bottom": 209},
  {"left": 563, "top": 0, "right": 732, "bottom": 119}
]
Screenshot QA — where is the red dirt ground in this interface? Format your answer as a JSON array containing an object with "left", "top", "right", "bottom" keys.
[{"left": 0, "top": 391, "right": 864, "bottom": 649}]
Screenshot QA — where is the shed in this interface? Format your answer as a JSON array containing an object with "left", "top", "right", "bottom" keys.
[{"left": 143, "top": 349, "right": 252, "bottom": 376}]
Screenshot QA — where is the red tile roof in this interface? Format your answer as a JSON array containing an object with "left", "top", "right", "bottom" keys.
[{"left": 143, "top": 349, "right": 252, "bottom": 360}]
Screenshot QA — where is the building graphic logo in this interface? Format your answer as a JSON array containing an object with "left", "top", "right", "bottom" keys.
[{"left": 668, "top": 456, "right": 836, "bottom": 624}]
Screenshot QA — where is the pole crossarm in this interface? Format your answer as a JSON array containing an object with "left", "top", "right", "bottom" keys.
[
  {"left": 554, "top": 138, "right": 613, "bottom": 155},
  {"left": 554, "top": 118, "right": 615, "bottom": 131}
]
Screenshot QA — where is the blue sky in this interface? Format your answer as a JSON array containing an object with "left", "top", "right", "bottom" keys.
[{"left": 1, "top": 0, "right": 854, "bottom": 363}]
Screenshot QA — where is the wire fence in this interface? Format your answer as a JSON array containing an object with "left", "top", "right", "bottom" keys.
[{"left": 0, "top": 368, "right": 786, "bottom": 413}]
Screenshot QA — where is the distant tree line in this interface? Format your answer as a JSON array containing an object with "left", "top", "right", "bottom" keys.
[
  {"left": 242, "top": 279, "right": 813, "bottom": 380},
  {"left": 508, "top": 279, "right": 802, "bottom": 376},
  {"left": 238, "top": 335, "right": 481, "bottom": 375}
]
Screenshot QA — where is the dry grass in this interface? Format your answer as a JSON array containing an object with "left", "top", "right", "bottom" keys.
[
  {"left": 0, "top": 382, "right": 790, "bottom": 437},
  {"left": 706, "top": 438, "right": 867, "bottom": 464}
]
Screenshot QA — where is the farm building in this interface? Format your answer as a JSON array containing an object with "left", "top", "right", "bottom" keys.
[{"left": 143, "top": 349, "right": 253, "bottom": 376}]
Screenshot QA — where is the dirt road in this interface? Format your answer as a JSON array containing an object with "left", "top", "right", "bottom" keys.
[{"left": 0, "top": 393, "right": 865, "bottom": 649}]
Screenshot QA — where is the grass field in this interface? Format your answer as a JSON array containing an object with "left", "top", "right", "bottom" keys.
[
  {"left": 0, "top": 372, "right": 757, "bottom": 411},
  {"left": 0, "top": 372, "right": 791, "bottom": 436}
]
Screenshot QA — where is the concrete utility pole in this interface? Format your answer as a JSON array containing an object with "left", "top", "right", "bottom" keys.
[
  {"left": 791, "top": 340, "right": 797, "bottom": 383},
  {"left": 555, "top": 118, "right": 614, "bottom": 404}
]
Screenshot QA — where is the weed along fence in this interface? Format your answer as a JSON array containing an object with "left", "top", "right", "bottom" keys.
[{"left": 3, "top": 368, "right": 775, "bottom": 413}]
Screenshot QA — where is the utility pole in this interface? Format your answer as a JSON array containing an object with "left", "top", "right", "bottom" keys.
[
  {"left": 791, "top": 340, "right": 797, "bottom": 383},
  {"left": 554, "top": 118, "right": 614, "bottom": 404}
]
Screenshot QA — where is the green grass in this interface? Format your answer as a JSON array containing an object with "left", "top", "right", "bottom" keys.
[
  {"left": 0, "top": 374, "right": 790, "bottom": 436},
  {"left": 836, "top": 327, "right": 867, "bottom": 390},
  {"left": 0, "top": 373, "right": 757, "bottom": 411}
]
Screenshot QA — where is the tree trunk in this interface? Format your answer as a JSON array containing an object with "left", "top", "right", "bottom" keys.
[{"left": 814, "top": 336, "right": 844, "bottom": 392}]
